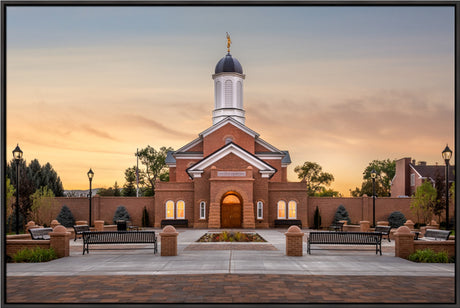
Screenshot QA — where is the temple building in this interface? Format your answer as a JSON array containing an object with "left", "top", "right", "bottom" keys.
[{"left": 153, "top": 37, "right": 307, "bottom": 228}]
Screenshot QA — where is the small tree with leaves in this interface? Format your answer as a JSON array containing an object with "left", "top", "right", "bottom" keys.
[
  {"left": 6, "top": 177, "right": 15, "bottom": 219},
  {"left": 333, "top": 205, "right": 351, "bottom": 224},
  {"left": 113, "top": 205, "right": 131, "bottom": 223},
  {"left": 56, "top": 205, "right": 75, "bottom": 227},
  {"left": 30, "top": 186, "right": 55, "bottom": 227},
  {"left": 411, "top": 180, "right": 437, "bottom": 225}
]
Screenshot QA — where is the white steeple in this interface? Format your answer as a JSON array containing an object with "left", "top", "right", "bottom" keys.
[{"left": 212, "top": 34, "right": 246, "bottom": 125}]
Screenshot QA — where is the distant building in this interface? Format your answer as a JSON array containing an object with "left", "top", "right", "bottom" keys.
[{"left": 391, "top": 158, "right": 455, "bottom": 197}]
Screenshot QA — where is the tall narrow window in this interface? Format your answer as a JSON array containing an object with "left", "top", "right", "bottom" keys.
[
  {"left": 288, "top": 200, "right": 297, "bottom": 219},
  {"left": 237, "top": 81, "right": 243, "bottom": 109},
  {"left": 277, "top": 201, "right": 286, "bottom": 219},
  {"left": 257, "top": 201, "right": 263, "bottom": 219},
  {"left": 410, "top": 174, "right": 415, "bottom": 186},
  {"left": 166, "top": 200, "right": 174, "bottom": 219},
  {"left": 215, "top": 81, "right": 221, "bottom": 108},
  {"left": 200, "top": 201, "right": 206, "bottom": 219},
  {"left": 176, "top": 200, "right": 185, "bottom": 219},
  {"left": 224, "top": 80, "right": 233, "bottom": 107}
]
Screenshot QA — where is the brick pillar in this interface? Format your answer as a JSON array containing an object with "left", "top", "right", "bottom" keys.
[
  {"left": 76, "top": 220, "right": 88, "bottom": 226},
  {"left": 339, "top": 220, "right": 348, "bottom": 226},
  {"left": 242, "top": 202, "right": 255, "bottom": 229},
  {"left": 404, "top": 220, "right": 415, "bottom": 230},
  {"left": 160, "top": 225, "right": 179, "bottom": 256},
  {"left": 360, "top": 221, "right": 370, "bottom": 232},
  {"left": 394, "top": 226, "right": 414, "bottom": 260},
  {"left": 94, "top": 220, "right": 104, "bottom": 231},
  {"left": 49, "top": 225, "right": 71, "bottom": 258},
  {"left": 285, "top": 225, "right": 304, "bottom": 256},
  {"left": 429, "top": 220, "right": 439, "bottom": 229},
  {"left": 208, "top": 202, "right": 221, "bottom": 228},
  {"left": 50, "top": 220, "right": 60, "bottom": 229}
]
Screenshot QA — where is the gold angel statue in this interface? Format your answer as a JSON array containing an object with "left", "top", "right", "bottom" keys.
[{"left": 226, "top": 32, "right": 231, "bottom": 52}]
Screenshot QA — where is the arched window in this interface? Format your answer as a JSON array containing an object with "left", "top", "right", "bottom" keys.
[
  {"left": 288, "top": 200, "right": 297, "bottom": 219},
  {"left": 200, "top": 201, "right": 206, "bottom": 219},
  {"left": 237, "top": 81, "right": 243, "bottom": 109},
  {"left": 215, "top": 81, "right": 221, "bottom": 108},
  {"left": 176, "top": 200, "right": 185, "bottom": 219},
  {"left": 257, "top": 201, "right": 263, "bottom": 219},
  {"left": 277, "top": 201, "right": 286, "bottom": 219},
  {"left": 165, "top": 200, "right": 174, "bottom": 219},
  {"left": 224, "top": 80, "right": 233, "bottom": 107}
]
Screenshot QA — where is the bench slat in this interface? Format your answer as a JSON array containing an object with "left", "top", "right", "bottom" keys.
[
  {"left": 307, "top": 231, "right": 382, "bottom": 255},
  {"left": 82, "top": 231, "right": 157, "bottom": 255},
  {"left": 28, "top": 228, "right": 53, "bottom": 240}
]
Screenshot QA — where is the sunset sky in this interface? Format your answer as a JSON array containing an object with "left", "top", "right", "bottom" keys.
[{"left": 6, "top": 5, "right": 455, "bottom": 195}]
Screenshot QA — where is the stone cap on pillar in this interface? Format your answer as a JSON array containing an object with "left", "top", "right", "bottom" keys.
[
  {"left": 394, "top": 226, "right": 411, "bottom": 235},
  {"left": 160, "top": 225, "right": 179, "bottom": 237},
  {"left": 285, "top": 225, "right": 304, "bottom": 236},
  {"left": 50, "top": 225, "right": 70, "bottom": 235}
]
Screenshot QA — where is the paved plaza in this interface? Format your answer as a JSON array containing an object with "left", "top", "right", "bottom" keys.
[{"left": 6, "top": 229, "right": 456, "bottom": 304}]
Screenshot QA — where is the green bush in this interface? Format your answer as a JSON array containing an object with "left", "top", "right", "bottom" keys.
[
  {"left": 408, "top": 249, "right": 449, "bottom": 263},
  {"left": 333, "top": 205, "right": 351, "bottom": 224},
  {"left": 6, "top": 208, "right": 26, "bottom": 234},
  {"left": 113, "top": 205, "right": 131, "bottom": 223},
  {"left": 388, "top": 211, "right": 406, "bottom": 228},
  {"left": 12, "top": 247, "right": 57, "bottom": 263},
  {"left": 313, "top": 206, "right": 322, "bottom": 229},
  {"left": 56, "top": 205, "right": 75, "bottom": 227}
]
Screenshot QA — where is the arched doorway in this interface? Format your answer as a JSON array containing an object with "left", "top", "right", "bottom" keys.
[{"left": 221, "top": 191, "right": 242, "bottom": 228}]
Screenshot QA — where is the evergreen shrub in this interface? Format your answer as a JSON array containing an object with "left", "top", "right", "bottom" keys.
[
  {"left": 113, "top": 205, "right": 131, "bottom": 223},
  {"left": 313, "top": 206, "right": 322, "bottom": 229},
  {"left": 56, "top": 205, "right": 75, "bottom": 227},
  {"left": 333, "top": 205, "right": 351, "bottom": 224},
  {"left": 387, "top": 211, "right": 406, "bottom": 228}
]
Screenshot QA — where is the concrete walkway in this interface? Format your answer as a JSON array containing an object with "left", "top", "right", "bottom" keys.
[
  {"left": 6, "top": 229, "right": 455, "bottom": 304},
  {"left": 7, "top": 229, "right": 454, "bottom": 277}
]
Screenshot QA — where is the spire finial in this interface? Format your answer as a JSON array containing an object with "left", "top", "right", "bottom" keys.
[{"left": 226, "top": 32, "right": 231, "bottom": 53}]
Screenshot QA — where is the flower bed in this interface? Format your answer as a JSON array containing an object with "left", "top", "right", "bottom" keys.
[{"left": 197, "top": 231, "right": 266, "bottom": 242}]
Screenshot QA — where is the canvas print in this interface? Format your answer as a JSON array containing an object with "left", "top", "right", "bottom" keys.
[{"left": 4, "top": 4, "right": 455, "bottom": 305}]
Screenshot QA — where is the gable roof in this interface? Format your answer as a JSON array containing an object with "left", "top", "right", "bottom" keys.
[
  {"left": 200, "top": 117, "right": 259, "bottom": 138},
  {"left": 186, "top": 142, "right": 277, "bottom": 179},
  {"left": 410, "top": 164, "right": 455, "bottom": 182}
]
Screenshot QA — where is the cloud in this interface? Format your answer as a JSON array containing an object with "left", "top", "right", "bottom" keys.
[
  {"left": 82, "top": 126, "right": 118, "bottom": 141},
  {"left": 126, "top": 114, "right": 196, "bottom": 139}
]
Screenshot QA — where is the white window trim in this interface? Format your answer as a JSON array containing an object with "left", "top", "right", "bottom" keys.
[
  {"left": 176, "top": 200, "right": 185, "bottom": 219},
  {"left": 277, "top": 201, "right": 286, "bottom": 219},
  {"left": 257, "top": 201, "right": 263, "bottom": 219},
  {"left": 165, "top": 200, "right": 175, "bottom": 219},
  {"left": 200, "top": 201, "right": 206, "bottom": 219},
  {"left": 288, "top": 200, "right": 297, "bottom": 219}
]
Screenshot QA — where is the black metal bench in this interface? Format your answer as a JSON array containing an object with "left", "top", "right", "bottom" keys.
[
  {"left": 374, "top": 226, "right": 392, "bottom": 242},
  {"left": 307, "top": 231, "right": 382, "bottom": 255},
  {"left": 161, "top": 219, "right": 188, "bottom": 228},
  {"left": 28, "top": 228, "right": 53, "bottom": 240},
  {"left": 82, "top": 231, "right": 157, "bottom": 255},
  {"left": 274, "top": 219, "right": 302, "bottom": 228},
  {"left": 419, "top": 229, "right": 451, "bottom": 241},
  {"left": 329, "top": 221, "right": 344, "bottom": 231},
  {"left": 73, "top": 225, "right": 90, "bottom": 241}
]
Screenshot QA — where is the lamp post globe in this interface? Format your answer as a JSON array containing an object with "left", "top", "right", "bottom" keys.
[
  {"left": 12, "top": 144, "right": 23, "bottom": 234},
  {"left": 87, "top": 169, "right": 94, "bottom": 227},
  {"left": 442, "top": 145, "right": 452, "bottom": 229},
  {"left": 371, "top": 169, "right": 377, "bottom": 228}
]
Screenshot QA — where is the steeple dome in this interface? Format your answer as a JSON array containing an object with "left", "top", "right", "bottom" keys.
[{"left": 212, "top": 33, "right": 246, "bottom": 125}]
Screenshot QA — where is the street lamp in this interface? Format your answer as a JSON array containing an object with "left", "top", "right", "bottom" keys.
[
  {"left": 371, "top": 169, "right": 377, "bottom": 228},
  {"left": 87, "top": 169, "right": 94, "bottom": 227},
  {"left": 12, "top": 144, "right": 23, "bottom": 234},
  {"left": 442, "top": 145, "right": 452, "bottom": 229}
]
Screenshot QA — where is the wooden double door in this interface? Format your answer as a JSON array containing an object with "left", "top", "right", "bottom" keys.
[{"left": 221, "top": 193, "right": 242, "bottom": 228}]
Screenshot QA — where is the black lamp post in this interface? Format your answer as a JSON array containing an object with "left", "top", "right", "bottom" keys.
[
  {"left": 87, "top": 169, "right": 94, "bottom": 227},
  {"left": 371, "top": 169, "right": 377, "bottom": 228},
  {"left": 442, "top": 145, "right": 452, "bottom": 229},
  {"left": 12, "top": 144, "right": 23, "bottom": 234}
]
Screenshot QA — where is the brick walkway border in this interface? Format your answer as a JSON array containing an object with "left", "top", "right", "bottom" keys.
[{"left": 6, "top": 274, "right": 454, "bottom": 304}]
